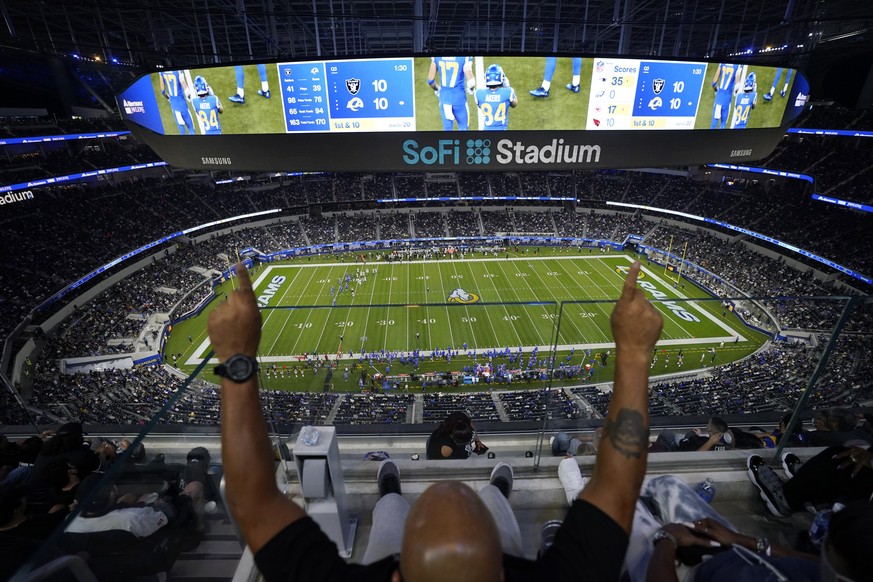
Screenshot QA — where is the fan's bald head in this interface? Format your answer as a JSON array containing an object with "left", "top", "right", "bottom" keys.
[{"left": 399, "top": 481, "right": 503, "bottom": 582}]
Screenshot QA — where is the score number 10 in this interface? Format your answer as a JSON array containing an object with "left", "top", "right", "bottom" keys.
[{"left": 372, "top": 79, "right": 388, "bottom": 110}]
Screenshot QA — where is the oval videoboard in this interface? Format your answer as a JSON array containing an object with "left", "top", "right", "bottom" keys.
[{"left": 118, "top": 55, "right": 809, "bottom": 172}]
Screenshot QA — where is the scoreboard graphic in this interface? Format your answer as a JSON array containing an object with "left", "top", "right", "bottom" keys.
[
  {"left": 587, "top": 58, "right": 706, "bottom": 130},
  {"left": 121, "top": 55, "right": 801, "bottom": 139},
  {"left": 278, "top": 58, "right": 415, "bottom": 133}
]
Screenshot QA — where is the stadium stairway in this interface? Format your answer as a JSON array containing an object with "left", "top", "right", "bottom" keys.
[{"left": 169, "top": 515, "right": 243, "bottom": 582}]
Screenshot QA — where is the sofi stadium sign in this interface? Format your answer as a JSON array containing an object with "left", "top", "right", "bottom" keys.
[{"left": 401, "top": 138, "right": 602, "bottom": 167}]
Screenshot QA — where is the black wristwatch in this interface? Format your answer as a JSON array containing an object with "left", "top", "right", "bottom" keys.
[{"left": 215, "top": 354, "right": 259, "bottom": 383}]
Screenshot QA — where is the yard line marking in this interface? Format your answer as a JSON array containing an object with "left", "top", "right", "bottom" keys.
[
  {"left": 492, "top": 259, "right": 548, "bottom": 345},
  {"left": 529, "top": 261, "right": 589, "bottom": 343},
  {"left": 360, "top": 263, "right": 379, "bottom": 353},
  {"left": 467, "top": 260, "right": 512, "bottom": 347},
  {"left": 434, "top": 261, "right": 457, "bottom": 348},
  {"left": 552, "top": 260, "right": 612, "bottom": 342},
  {"left": 288, "top": 266, "right": 337, "bottom": 355},
  {"left": 265, "top": 267, "right": 312, "bottom": 354},
  {"left": 450, "top": 259, "right": 479, "bottom": 349},
  {"left": 383, "top": 263, "right": 395, "bottom": 350}
]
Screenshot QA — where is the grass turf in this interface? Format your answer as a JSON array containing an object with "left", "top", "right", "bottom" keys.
[{"left": 165, "top": 249, "right": 767, "bottom": 392}]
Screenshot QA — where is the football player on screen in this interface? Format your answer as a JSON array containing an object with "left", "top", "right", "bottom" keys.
[
  {"left": 192, "top": 76, "right": 224, "bottom": 135},
  {"left": 710, "top": 62, "right": 739, "bottom": 129},
  {"left": 158, "top": 70, "right": 196, "bottom": 135},
  {"left": 762, "top": 67, "right": 793, "bottom": 101},
  {"left": 732, "top": 72, "right": 757, "bottom": 129},
  {"left": 428, "top": 56, "right": 475, "bottom": 131},
  {"left": 529, "top": 56, "right": 583, "bottom": 97},
  {"left": 228, "top": 64, "right": 271, "bottom": 104},
  {"left": 475, "top": 64, "right": 518, "bottom": 131}
]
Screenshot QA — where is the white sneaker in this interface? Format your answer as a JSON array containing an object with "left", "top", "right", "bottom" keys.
[{"left": 558, "top": 457, "right": 588, "bottom": 506}]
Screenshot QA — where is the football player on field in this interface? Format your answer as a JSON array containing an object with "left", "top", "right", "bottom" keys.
[
  {"left": 192, "top": 76, "right": 224, "bottom": 135},
  {"left": 475, "top": 64, "right": 518, "bottom": 131},
  {"left": 428, "top": 56, "right": 475, "bottom": 131}
]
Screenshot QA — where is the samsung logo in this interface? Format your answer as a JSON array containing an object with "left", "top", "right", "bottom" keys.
[
  {"left": 730, "top": 149, "right": 752, "bottom": 157},
  {"left": 201, "top": 156, "right": 232, "bottom": 165}
]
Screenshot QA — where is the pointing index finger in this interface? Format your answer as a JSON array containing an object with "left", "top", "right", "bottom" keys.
[
  {"left": 235, "top": 262, "right": 253, "bottom": 292},
  {"left": 621, "top": 262, "right": 641, "bottom": 298}
]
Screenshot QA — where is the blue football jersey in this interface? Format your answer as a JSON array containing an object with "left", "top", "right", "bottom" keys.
[
  {"left": 160, "top": 71, "right": 187, "bottom": 105},
  {"left": 432, "top": 56, "right": 471, "bottom": 106},
  {"left": 714, "top": 64, "right": 737, "bottom": 105},
  {"left": 733, "top": 91, "right": 756, "bottom": 129},
  {"left": 193, "top": 95, "right": 222, "bottom": 134},
  {"left": 475, "top": 87, "right": 516, "bottom": 131}
]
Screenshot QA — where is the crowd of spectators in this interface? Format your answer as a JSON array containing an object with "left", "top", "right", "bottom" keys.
[
  {"left": 299, "top": 216, "right": 336, "bottom": 245},
  {"left": 422, "top": 393, "right": 501, "bottom": 423},
  {"left": 424, "top": 180, "right": 458, "bottom": 198},
  {"left": 333, "top": 393, "right": 413, "bottom": 424},
  {"left": 378, "top": 212, "right": 411, "bottom": 240},
  {"left": 335, "top": 212, "right": 377, "bottom": 242},
  {"left": 446, "top": 209, "right": 481, "bottom": 237},
  {"left": 479, "top": 209, "right": 512, "bottom": 234},
  {"left": 412, "top": 212, "right": 447, "bottom": 238},
  {"left": 511, "top": 211, "right": 556, "bottom": 235},
  {"left": 394, "top": 175, "right": 425, "bottom": 199},
  {"left": 499, "top": 389, "right": 585, "bottom": 421},
  {"left": 644, "top": 225, "right": 845, "bottom": 330}
]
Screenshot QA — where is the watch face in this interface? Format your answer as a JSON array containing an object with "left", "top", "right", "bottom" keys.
[{"left": 228, "top": 356, "right": 254, "bottom": 380}]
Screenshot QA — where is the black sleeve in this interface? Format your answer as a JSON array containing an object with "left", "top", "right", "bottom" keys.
[
  {"left": 254, "top": 517, "right": 396, "bottom": 582},
  {"left": 505, "top": 500, "right": 628, "bottom": 582}
]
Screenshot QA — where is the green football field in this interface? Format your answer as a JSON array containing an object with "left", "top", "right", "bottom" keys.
[{"left": 166, "top": 250, "right": 767, "bottom": 392}]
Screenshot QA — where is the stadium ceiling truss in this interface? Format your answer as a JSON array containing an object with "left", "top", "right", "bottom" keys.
[{"left": 0, "top": 0, "right": 871, "bottom": 70}]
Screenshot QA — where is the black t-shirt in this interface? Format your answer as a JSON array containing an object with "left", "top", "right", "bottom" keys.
[
  {"left": 426, "top": 432, "right": 470, "bottom": 459},
  {"left": 254, "top": 499, "right": 628, "bottom": 582}
]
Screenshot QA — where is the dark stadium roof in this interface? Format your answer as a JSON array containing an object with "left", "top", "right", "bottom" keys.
[{"left": 2, "top": 0, "right": 870, "bottom": 74}]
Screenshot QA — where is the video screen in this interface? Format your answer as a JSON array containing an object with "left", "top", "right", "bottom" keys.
[{"left": 122, "top": 57, "right": 797, "bottom": 136}]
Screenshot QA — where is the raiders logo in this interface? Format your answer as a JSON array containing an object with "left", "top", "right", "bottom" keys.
[
  {"left": 345, "top": 78, "right": 361, "bottom": 95},
  {"left": 447, "top": 288, "right": 480, "bottom": 304},
  {"left": 652, "top": 78, "right": 665, "bottom": 94}
]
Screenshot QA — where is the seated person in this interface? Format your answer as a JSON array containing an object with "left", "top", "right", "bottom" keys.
[
  {"left": 807, "top": 408, "right": 873, "bottom": 448},
  {"left": 66, "top": 473, "right": 209, "bottom": 537},
  {"left": 653, "top": 417, "right": 763, "bottom": 452},
  {"left": 0, "top": 483, "right": 69, "bottom": 580},
  {"left": 426, "top": 411, "right": 488, "bottom": 459},
  {"left": 630, "top": 475, "right": 871, "bottom": 582},
  {"left": 41, "top": 458, "right": 81, "bottom": 508},
  {"left": 747, "top": 444, "right": 873, "bottom": 517},
  {"left": 551, "top": 431, "right": 599, "bottom": 457}
]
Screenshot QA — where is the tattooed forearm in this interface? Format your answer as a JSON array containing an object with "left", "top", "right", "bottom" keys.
[{"left": 604, "top": 409, "right": 649, "bottom": 459}]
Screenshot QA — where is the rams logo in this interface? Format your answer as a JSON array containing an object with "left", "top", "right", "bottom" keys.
[
  {"left": 447, "top": 288, "right": 480, "bottom": 304},
  {"left": 345, "top": 78, "right": 361, "bottom": 95},
  {"left": 615, "top": 266, "right": 646, "bottom": 278}
]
